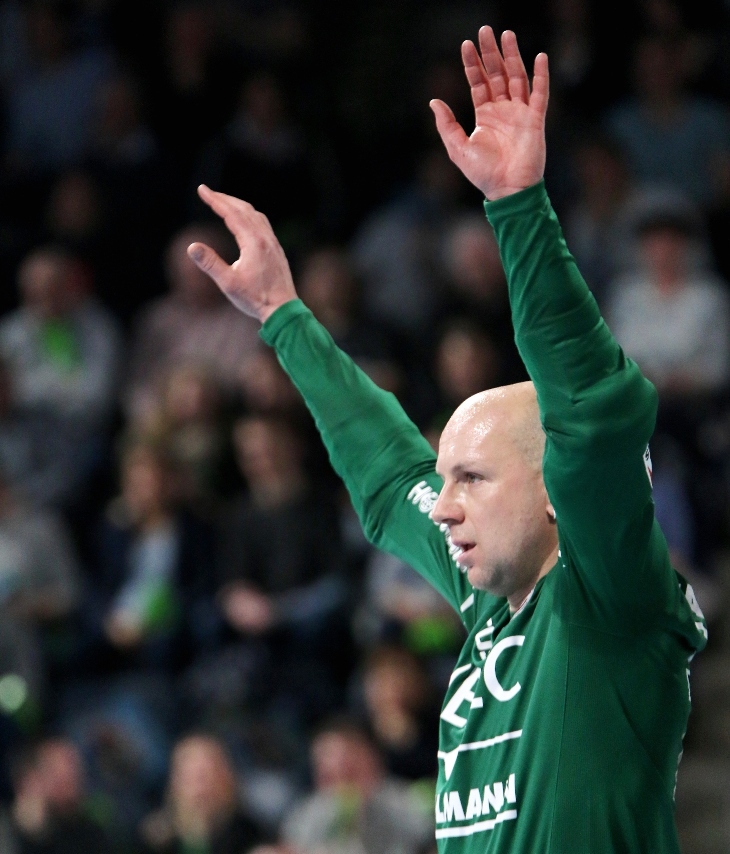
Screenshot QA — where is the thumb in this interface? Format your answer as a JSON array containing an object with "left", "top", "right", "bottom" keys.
[
  {"left": 430, "top": 99, "right": 468, "bottom": 163},
  {"left": 187, "top": 242, "right": 232, "bottom": 289}
]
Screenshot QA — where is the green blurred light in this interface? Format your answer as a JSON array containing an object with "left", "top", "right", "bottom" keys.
[{"left": 0, "top": 673, "right": 28, "bottom": 714}]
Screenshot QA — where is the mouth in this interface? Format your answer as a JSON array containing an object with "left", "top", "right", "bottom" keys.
[{"left": 454, "top": 542, "right": 476, "bottom": 565}]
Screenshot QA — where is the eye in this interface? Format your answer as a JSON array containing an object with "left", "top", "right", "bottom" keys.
[{"left": 464, "top": 472, "right": 482, "bottom": 484}]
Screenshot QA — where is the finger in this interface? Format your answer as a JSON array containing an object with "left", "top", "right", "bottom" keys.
[
  {"left": 187, "top": 242, "right": 233, "bottom": 290},
  {"left": 461, "top": 40, "right": 492, "bottom": 112},
  {"left": 529, "top": 52, "right": 550, "bottom": 119},
  {"left": 197, "top": 184, "right": 259, "bottom": 251},
  {"left": 501, "top": 30, "right": 530, "bottom": 104},
  {"left": 477, "top": 26, "right": 509, "bottom": 101},
  {"left": 197, "top": 184, "right": 252, "bottom": 219},
  {"left": 430, "top": 99, "right": 469, "bottom": 163}
]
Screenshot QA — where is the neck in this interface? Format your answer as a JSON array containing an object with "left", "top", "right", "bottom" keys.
[{"left": 507, "top": 542, "right": 559, "bottom": 612}]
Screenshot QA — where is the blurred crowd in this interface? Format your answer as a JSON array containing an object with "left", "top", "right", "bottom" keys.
[{"left": 1, "top": 0, "right": 730, "bottom": 852}]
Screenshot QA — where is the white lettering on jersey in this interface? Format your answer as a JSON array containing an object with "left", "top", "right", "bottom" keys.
[
  {"left": 465, "top": 788, "right": 483, "bottom": 820},
  {"left": 436, "top": 773, "right": 518, "bottom": 837},
  {"left": 684, "top": 583, "right": 708, "bottom": 640},
  {"left": 406, "top": 480, "right": 464, "bottom": 567},
  {"left": 460, "top": 593, "right": 475, "bottom": 612},
  {"left": 441, "top": 667, "right": 482, "bottom": 727},
  {"left": 438, "top": 730, "right": 522, "bottom": 781},
  {"left": 441, "top": 634, "right": 525, "bottom": 732},
  {"left": 483, "top": 635, "right": 525, "bottom": 702},
  {"left": 474, "top": 620, "right": 494, "bottom": 660}
]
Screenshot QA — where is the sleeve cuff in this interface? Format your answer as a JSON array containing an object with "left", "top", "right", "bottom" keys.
[
  {"left": 259, "top": 299, "right": 312, "bottom": 346},
  {"left": 483, "top": 180, "right": 549, "bottom": 225}
]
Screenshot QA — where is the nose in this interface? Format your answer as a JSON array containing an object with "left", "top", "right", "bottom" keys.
[{"left": 430, "top": 482, "right": 463, "bottom": 526}]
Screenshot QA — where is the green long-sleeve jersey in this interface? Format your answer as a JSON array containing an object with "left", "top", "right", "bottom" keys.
[{"left": 260, "top": 181, "right": 707, "bottom": 853}]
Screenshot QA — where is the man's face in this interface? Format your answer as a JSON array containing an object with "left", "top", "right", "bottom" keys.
[{"left": 432, "top": 391, "right": 555, "bottom": 601}]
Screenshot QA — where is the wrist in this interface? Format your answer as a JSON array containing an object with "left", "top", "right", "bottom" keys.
[
  {"left": 485, "top": 184, "right": 536, "bottom": 201},
  {"left": 258, "top": 297, "right": 297, "bottom": 324}
]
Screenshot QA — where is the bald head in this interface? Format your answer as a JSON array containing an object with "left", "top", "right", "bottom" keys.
[
  {"left": 433, "top": 381, "right": 557, "bottom": 607},
  {"left": 442, "top": 381, "right": 544, "bottom": 472}
]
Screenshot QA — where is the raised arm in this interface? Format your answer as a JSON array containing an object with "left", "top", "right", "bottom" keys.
[
  {"left": 433, "top": 29, "right": 667, "bottom": 621},
  {"left": 187, "top": 192, "right": 469, "bottom": 614}
]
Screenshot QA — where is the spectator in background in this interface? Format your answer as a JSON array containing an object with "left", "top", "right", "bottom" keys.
[
  {"left": 216, "top": 414, "right": 351, "bottom": 725},
  {"left": 541, "top": 0, "right": 608, "bottom": 119},
  {"left": 139, "top": 733, "right": 266, "bottom": 854},
  {"left": 0, "top": 245, "right": 122, "bottom": 510},
  {"left": 605, "top": 209, "right": 730, "bottom": 401},
  {"left": 562, "top": 132, "right": 641, "bottom": 305},
  {"left": 0, "top": 466, "right": 81, "bottom": 712},
  {"left": 8, "top": 738, "right": 108, "bottom": 854},
  {"left": 196, "top": 71, "right": 340, "bottom": 255},
  {"left": 438, "top": 214, "right": 509, "bottom": 328},
  {"left": 298, "top": 246, "right": 406, "bottom": 397},
  {"left": 0, "top": 245, "right": 122, "bottom": 428},
  {"left": 0, "top": 357, "right": 92, "bottom": 510},
  {"left": 84, "top": 71, "right": 170, "bottom": 323},
  {"left": 605, "top": 207, "right": 730, "bottom": 575},
  {"left": 280, "top": 718, "right": 433, "bottom": 854},
  {"left": 1, "top": 0, "right": 114, "bottom": 179},
  {"left": 604, "top": 33, "right": 730, "bottom": 208},
  {"left": 42, "top": 170, "right": 107, "bottom": 290},
  {"left": 351, "top": 148, "right": 467, "bottom": 339},
  {"left": 353, "top": 645, "right": 440, "bottom": 782},
  {"left": 437, "top": 215, "right": 523, "bottom": 383},
  {"left": 354, "top": 546, "right": 463, "bottom": 660},
  {"left": 235, "top": 343, "right": 305, "bottom": 420},
  {"left": 423, "top": 318, "right": 505, "bottom": 446},
  {"left": 150, "top": 1, "right": 233, "bottom": 202},
  {"left": 84, "top": 441, "right": 217, "bottom": 676},
  {"left": 124, "top": 222, "right": 259, "bottom": 427},
  {"left": 0, "top": 470, "right": 80, "bottom": 629},
  {"left": 135, "top": 364, "right": 237, "bottom": 516}
]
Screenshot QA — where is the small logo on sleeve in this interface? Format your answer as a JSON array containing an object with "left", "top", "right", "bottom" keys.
[{"left": 643, "top": 445, "right": 653, "bottom": 486}]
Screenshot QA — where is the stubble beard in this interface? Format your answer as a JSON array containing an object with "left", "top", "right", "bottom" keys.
[{"left": 469, "top": 559, "right": 515, "bottom": 598}]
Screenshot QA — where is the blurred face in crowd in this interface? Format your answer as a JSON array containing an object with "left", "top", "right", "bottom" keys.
[
  {"left": 237, "top": 347, "right": 300, "bottom": 414},
  {"left": 97, "top": 76, "right": 144, "bottom": 144},
  {"left": 121, "top": 445, "right": 174, "bottom": 522},
  {"left": 363, "top": 647, "right": 428, "bottom": 717},
  {"left": 240, "top": 74, "right": 286, "bottom": 133},
  {"left": 299, "top": 248, "right": 358, "bottom": 329},
  {"left": 27, "top": 3, "right": 68, "bottom": 66},
  {"left": 311, "top": 728, "right": 383, "bottom": 796},
  {"left": 432, "top": 383, "right": 557, "bottom": 607},
  {"left": 634, "top": 36, "right": 686, "bottom": 102},
  {"left": 233, "top": 416, "right": 303, "bottom": 489},
  {"left": 639, "top": 225, "right": 690, "bottom": 292},
  {"left": 575, "top": 141, "right": 630, "bottom": 207},
  {"left": 165, "top": 2, "right": 213, "bottom": 69},
  {"left": 46, "top": 172, "right": 103, "bottom": 240},
  {"left": 36, "top": 740, "right": 85, "bottom": 814},
  {"left": 444, "top": 218, "right": 506, "bottom": 303},
  {"left": 436, "top": 323, "right": 500, "bottom": 404},
  {"left": 169, "top": 736, "right": 238, "bottom": 823},
  {"left": 18, "top": 249, "right": 82, "bottom": 319},
  {"left": 163, "top": 366, "right": 219, "bottom": 426}
]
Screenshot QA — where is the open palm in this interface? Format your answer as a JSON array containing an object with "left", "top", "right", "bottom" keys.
[{"left": 431, "top": 27, "right": 549, "bottom": 200}]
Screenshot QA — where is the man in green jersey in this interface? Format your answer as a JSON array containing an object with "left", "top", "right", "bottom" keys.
[{"left": 187, "top": 26, "right": 708, "bottom": 854}]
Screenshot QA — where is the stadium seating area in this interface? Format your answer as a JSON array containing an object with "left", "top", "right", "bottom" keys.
[{"left": 0, "top": 1, "right": 729, "bottom": 851}]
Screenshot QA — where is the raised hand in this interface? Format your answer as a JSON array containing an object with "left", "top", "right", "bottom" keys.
[
  {"left": 187, "top": 185, "right": 297, "bottom": 323},
  {"left": 431, "top": 27, "right": 549, "bottom": 200}
]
